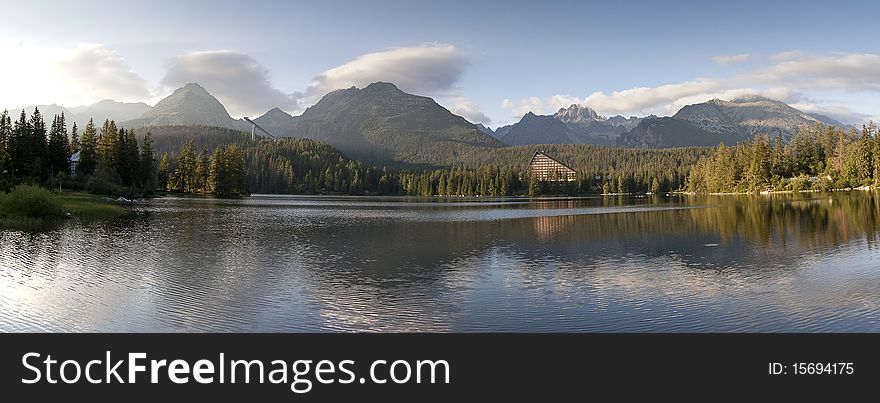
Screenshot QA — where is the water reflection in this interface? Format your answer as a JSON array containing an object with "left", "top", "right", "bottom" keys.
[{"left": 1, "top": 192, "right": 879, "bottom": 332}]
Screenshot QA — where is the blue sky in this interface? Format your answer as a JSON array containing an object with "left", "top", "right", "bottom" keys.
[{"left": 1, "top": 0, "right": 879, "bottom": 126}]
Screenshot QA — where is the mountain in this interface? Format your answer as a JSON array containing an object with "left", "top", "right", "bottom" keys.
[
  {"left": 123, "top": 83, "right": 247, "bottom": 130},
  {"left": 79, "top": 100, "right": 152, "bottom": 127},
  {"left": 267, "top": 82, "right": 503, "bottom": 166},
  {"left": 806, "top": 112, "right": 845, "bottom": 127},
  {"left": 492, "top": 124, "right": 513, "bottom": 139},
  {"left": 616, "top": 117, "right": 734, "bottom": 148},
  {"left": 554, "top": 104, "right": 640, "bottom": 144},
  {"left": 5, "top": 101, "right": 152, "bottom": 129},
  {"left": 495, "top": 104, "right": 641, "bottom": 145},
  {"left": 673, "top": 95, "right": 823, "bottom": 142},
  {"left": 619, "top": 95, "right": 845, "bottom": 148},
  {"left": 606, "top": 115, "right": 642, "bottom": 131},
  {"left": 501, "top": 112, "right": 573, "bottom": 145},
  {"left": 253, "top": 107, "right": 295, "bottom": 136},
  {"left": 475, "top": 123, "right": 494, "bottom": 136},
  {"left": 6, "top": 104, "right": 77, "bottom": 123}
]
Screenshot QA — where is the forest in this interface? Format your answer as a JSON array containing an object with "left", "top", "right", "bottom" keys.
[
  {"left": 0, "top": 108, "right": 247, "bottom": 197},
  {"left": 142, "top": 126, "right": 710, "bottom": 196},
  {"left": 688, "top": 123, "right": 880, "bottom": 193},
  {"left": 5, "top": 107, "right": 876, "bottom": 198}
]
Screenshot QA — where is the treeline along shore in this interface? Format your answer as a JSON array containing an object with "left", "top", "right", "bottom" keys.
[{"left": 1, "top": 107, "right": 878, "bottom": 209}]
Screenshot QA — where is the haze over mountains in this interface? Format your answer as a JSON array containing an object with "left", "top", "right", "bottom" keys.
[
  {"left": 8, "top": 101, "right": 152, "bottom": 131},
  {"left": 4, "top": 81, "right": 848, "bottom": 166}
]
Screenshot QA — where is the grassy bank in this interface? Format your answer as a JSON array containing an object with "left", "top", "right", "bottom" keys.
[{"left": 0, "top": 185, "right": 127, "bottom": 231}]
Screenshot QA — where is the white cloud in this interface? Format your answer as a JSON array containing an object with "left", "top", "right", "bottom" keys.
[
  {"left": 501, "top": 97, "right": 545, "bottom": 119},
  {"left": 161, "top": 50, "right": 302, "bottom": 117},
  {"left": 750, "top": 53, "right": 880, "bottom": 92},
  {"left": 771, "top": 50, "right": 805, "bottom": 61},
  {"left": 581, "top": 80, "right": 723, "bottom": 115},
  {"left": 0, "top": 42, "right": 152, "bottom": 109},
  {"left": 711, "top": 53, "right": 750, "bottom": 65},
  {"left": 546, "top": 95, "right": 587, "bottom": 111},
  {"left": 788, "top": 102, "right": 871, "bottom": 124},
  {"left": 305, "top": 44, "right": 468, "bottom": 101},
  {"left": 449, "top": 97, "right": 491, "bottom": 125},
  {"left": 502, "top": 52, "right": 880, "bottom": 124}
]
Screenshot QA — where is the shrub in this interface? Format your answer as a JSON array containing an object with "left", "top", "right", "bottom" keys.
[
  {"left": 812, "top": 177, "right": 833, "bottom": 192},
  {"left": 0, "top": 185, "right": 64, "bottom": 218},
  {"left": 788, "top": 175, "right": 809, "bottom": 191}
]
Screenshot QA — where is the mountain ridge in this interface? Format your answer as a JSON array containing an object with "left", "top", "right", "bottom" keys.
[
  {"left": 122, "top": 83, "right": 248, "bottom": 130},
  {"left": 3, "top": 85, "right": 853, "bottom": 157}
]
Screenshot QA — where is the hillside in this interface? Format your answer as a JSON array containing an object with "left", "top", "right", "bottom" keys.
[
  {"left": 616, "top": 117, "right": 735, "bottom": 148},
  {"left": 123, "top": 83, "right": 247, "bottom": 131},
  {"left": 673, "top": 95, "right": 823, "bottom": 142},
  {"left": 263, "top": 82, "right": 503, "bottom": 167}
]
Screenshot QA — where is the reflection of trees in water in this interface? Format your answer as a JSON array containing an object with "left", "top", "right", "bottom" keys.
[
  {"left": 3, "top": 192, "right": 879, "bottom": 331},
  {"left": 524, "top": 193, "right": 879, "bottom": 253}
]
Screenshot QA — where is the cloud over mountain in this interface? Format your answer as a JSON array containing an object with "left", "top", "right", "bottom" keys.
[
  {"left": 161, "top": 50, "right": 302, "bottom": 117},
  {"left": 450, "top": 97, "right": 492, "bottom": 125},
  {"left": 502, "top": 52, "right": 880, "bottom": 124},
  {"left": 305, "top": 44, "right": 468, "bottom": 101}
]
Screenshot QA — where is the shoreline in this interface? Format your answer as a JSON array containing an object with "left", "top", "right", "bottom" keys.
[{"left": 1, "top": 189, "right": 128, "bottom": 231}]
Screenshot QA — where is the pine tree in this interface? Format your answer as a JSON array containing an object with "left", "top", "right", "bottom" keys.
[
  {"left": 743, "top": 134, "right": 770, "bottom": 192},
  {"left": 97, "top": 119, "right": 119, "bottom": 169},
  {"left": 0, "top": 110, "right": 9, "bottom": 154},
  {"left": 527, "top": 172, "right": 539, "bottom": 196},
  {"left": 47, "top": 114, "right": 70, "bottom": 175},
  {"left": 11, "top": 108, "right": 47, "bottom": 180},
  {"left": 69, "top": 122, "right": 79, "bottom": 154},
  {"left": 0, "top": 111, "right": 10, "bottom": 187},
  {"left": 77, "top": 119, "right": 99, "bottom": 176},
  {"left": 157, "top": 154, "right": 170, "bottom": 191},
  {"left": 195, "top": 150, "right": 210, "bottom": 192},
  {"left": 139, "top": 132, "right": 156, "bottom": 191},
  {"left": 172, "top": 139, "right": 196, "bottom": 192}
]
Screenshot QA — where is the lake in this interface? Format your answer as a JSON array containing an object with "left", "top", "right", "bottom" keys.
[{"left": 1, "top": 192, "right": 879, "bottom": 332}]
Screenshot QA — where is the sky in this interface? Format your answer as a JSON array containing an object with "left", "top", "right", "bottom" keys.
[{"left": 1, "top": 0, "right": 879, "bottom": 127}]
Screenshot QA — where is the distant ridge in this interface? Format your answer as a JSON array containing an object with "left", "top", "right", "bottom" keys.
[{"left": 494, "top": 104, "right": 641, "bottom": 146}]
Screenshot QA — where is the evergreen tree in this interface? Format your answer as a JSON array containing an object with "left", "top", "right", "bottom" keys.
[
  {"left": 157, "top": 153, "right": 170, "bottom": 191},
  {"left": 10, "top": 108, "right": 47, "bottom": 179},
  {"left": 97, "top": 119, "right": 119, "bottom": 168},
  {"left": 47, "top": 114, "right": 70, "bottom": 175},
  {"left": 0, "top": 110, "right": 9, "bottom": 154},
  {"left": 0, "top": 111, "right": 10, "bottom": 189},
  {"left": 139, "top": 132, "right": 156, "bottom": 191},
  {"left": 195, "top": 150, "right": 210, "bottom": 192},
  {"left": 115, "top": 128, "right": 140, "bottom": 186},
  {"left": 69, "top": 122, "right": 79, "bottom": 154},
  {"left": 77, "top": 119, "right": 98, "bottom": 176},
  {"left": 171, "top": 139, "right": 196, "bottom": 192},
  {"left": 209, "top": 144, "right": 247, "bottom": 196},
  {"left": 743, "top": 134, "right": 770, "bottom": 191}
]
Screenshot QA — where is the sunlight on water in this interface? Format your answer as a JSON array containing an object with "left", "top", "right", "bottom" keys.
[{"left": 2, "top": 192, "right": 879, "bottom": 332}]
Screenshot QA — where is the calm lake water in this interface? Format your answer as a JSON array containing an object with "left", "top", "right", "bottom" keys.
[{"left": 2, "top": 192, "right": 879, "bottom": 332}]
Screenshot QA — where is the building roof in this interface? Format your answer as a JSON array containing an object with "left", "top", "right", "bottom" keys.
[
  {"left": 69, "top": 151, "right": 81, "bottom": 162},
  {"left": 528, "top": 151, "right": 576, "bottom": 172}
]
